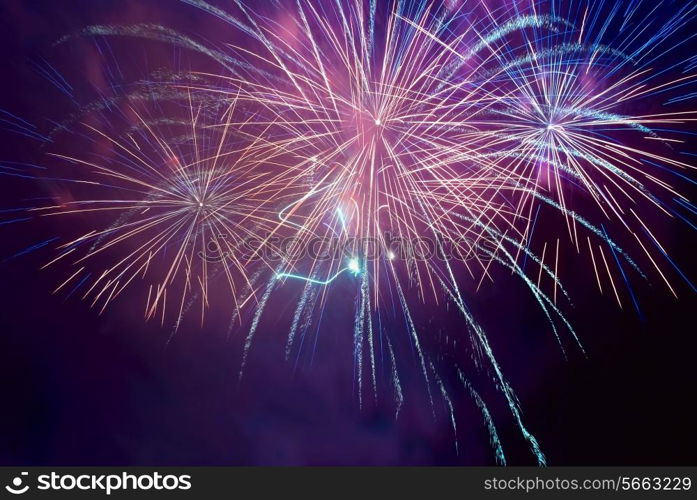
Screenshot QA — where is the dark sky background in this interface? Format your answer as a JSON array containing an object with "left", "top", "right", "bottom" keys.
[{"left": 0, "top": 0, "right": 695, "bottom": 466}]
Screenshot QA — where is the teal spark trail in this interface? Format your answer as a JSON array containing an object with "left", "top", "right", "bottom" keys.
[{"left": 276, "top": 258, "right": 361, "bottom": 285}]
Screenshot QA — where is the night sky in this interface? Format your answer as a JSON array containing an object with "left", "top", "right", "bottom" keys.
[{"left": 0, "top": 0, "right": 695, "bottom": 466}]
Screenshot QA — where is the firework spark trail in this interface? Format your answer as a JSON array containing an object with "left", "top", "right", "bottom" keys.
[
  {"left": 285, "top": 269, "right": 319, "bottom": 359},
  {"left": 431, "top": 360, "right": 458, "bottom": 455},
  {"left": 239, "top": 264, "right": 279, "bottom": 381},
  {"left": 440, "top": 277, "right": 547, "bottom": 465},
  {"left": 60, "top": 24, "right": 279, "bottom": 81},
  {"left": 364, "top": 274, "right": 378, "bottom": 400},
  {"left": 449, "top": 212, "right": 574, "bottom": 303},
  {"left": 385, "top": 334, "right": 403, "bottom": 419},
  {"left": 431, "top": 14, "right": 575, "bottom": 90},
  {"left": 353, "top": 271, "right": 367, "bottom": 407},
  {"left": 459, "top": 371, "right": 506, "bottom": 466},
  {"left": 276, "top": 258, "right": 359, "bottom": 284},
  {"left": 226, "top": 268, "right": 264, "bottom": 338}
]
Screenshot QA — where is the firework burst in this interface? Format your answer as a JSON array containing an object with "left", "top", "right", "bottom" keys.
[{"left": 3, "top": 0, "right": 696, "bottom": 464}]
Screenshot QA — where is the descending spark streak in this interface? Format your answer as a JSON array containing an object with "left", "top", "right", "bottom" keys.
[
  {"left": 239, "top": 267, "right": 278, "bottom": 380},
  {"left": 459, "top": 372, "right": 507, "bottom": 466},
  {"left": 353, "top": 271, "right": 367, "bottom": 408},
  {"left": 440, "top": 276, "right": 547, "bottom": 465},
  {"left": 285, "top": 270, "right": 318, "bottom": 359},
  {"left": 385, "top": 334, "right": 403, "bottom": 419},
  {"left": 431, "top": 360, "right": 458, "bottom": 455}
]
